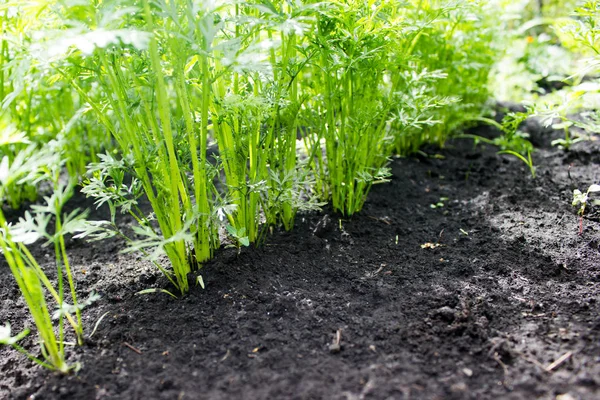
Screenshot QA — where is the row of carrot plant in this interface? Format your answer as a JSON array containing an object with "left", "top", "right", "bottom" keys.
[{"left": 1, "top": 0, "right": 597, "bottom": 373}]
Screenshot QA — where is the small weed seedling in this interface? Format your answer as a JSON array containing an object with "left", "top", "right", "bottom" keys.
[
  {"left": 462, "top": 112, "right": 536, "bottom": 178},
  {"left": 225, "top": 225, "right": 250, "bottom": 253},
  {"left": 572, "top": 184, "right": 600, "bottom": 234},
  {"left": 430, "top": 197, "right": 449, "bottom": 209}
]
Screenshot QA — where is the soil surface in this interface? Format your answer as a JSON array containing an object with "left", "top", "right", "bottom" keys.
[{"left": 1, "top": 120, "right": 599, "bottom": 400}]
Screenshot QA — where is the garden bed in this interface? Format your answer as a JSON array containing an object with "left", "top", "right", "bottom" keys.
[{"left": 1, "top": 122, "right": 599, "bottom": 400}]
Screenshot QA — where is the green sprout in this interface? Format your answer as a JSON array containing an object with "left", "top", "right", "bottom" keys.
[
  {"left": 573, "top": 184, "right": 600, "bottom": 234},
  {"left": 430, "top": 197, "right": 449, "bottom": 209},
  {"left": 225, "top": 224, "right": 251, "bottom": 252},
  {"left": 461, "top": 111, "right": 537, "bottom": 178}
]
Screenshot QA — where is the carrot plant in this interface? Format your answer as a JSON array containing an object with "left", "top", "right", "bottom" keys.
[
  {"left": 407, "top": 0, "right": 499, "bottom": 148},
  {"left": 0, "top": 5, "right": 41, "bottom": 208},
  {"left": 62, "top": 0, "right": 323, "bottom": 290},
  {"left": 210, "top": 0, "right": 321, "bottom": 240},
  {"left": 460, "top": 110, "right": 537, "bottom": 178},
  {"left": 555, "top": 1, "right": 600, "bottom": 144},
  {"left": 298, "top": 0, "right": 499, "bottom": 215},
  {"left": 300, "top": 0, "right": 397, "bottom": 216},
  {"left": 0, "top": 160, "right": 94, "bottom": 372},
  {"left": 59, "top": 0, "right": 222, "bottom": 295},
  {"left": 260, "top": 0, "right": 317, "bottom": 231},
  {"left": 0, "top": 117, "right": 38, "bottom": 208},
  {"left": 0, "top": 0, "right": 110, "bottom": 209},
  {"left": 535, "top": 92, "right": 585, "bottom": 150}
]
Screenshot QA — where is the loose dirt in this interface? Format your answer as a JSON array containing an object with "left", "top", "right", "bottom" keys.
[{"left": 1, "top": 121, "right": 599, "bottom": 400}]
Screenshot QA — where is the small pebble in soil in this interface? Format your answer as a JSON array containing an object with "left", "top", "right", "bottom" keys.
[
  {"left": 450, "top": 382, "right": 467, "bottom": 393},
  {"left": 329, "top": 343, "right": 342, "bottom": 353},
  {"left": 555, "top": 394, "right": 577, "bottom": 400},
  {"left": 434, "top": 306, "right": 456, "bottom": 322}
]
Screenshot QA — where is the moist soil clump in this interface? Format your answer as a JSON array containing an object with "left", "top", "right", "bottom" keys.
[{"left": 1, "top": 123, "right": 599, "bottom": 400}]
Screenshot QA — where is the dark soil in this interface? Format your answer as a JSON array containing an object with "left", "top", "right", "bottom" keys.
[{"left": 1, "top": 122, "right": 599, "bottom": 400}]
